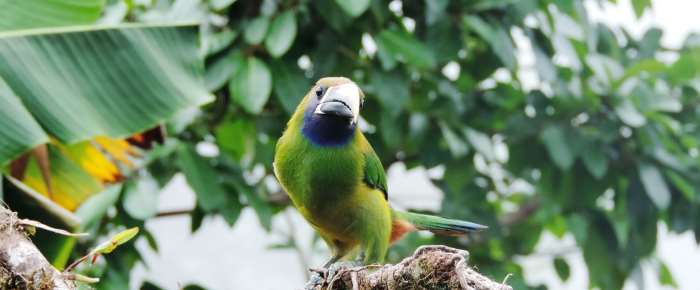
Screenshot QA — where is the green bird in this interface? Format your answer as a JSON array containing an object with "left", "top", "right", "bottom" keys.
[{"left": 274, "top": 77, "right": 486, "bottom": 266}]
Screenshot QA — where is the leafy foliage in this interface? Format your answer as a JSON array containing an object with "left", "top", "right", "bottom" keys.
[
  {"left": 3, "top": 0, "right": 700, "bottom": 289},
  {"left": 151, "top": 0, "right": 696, "bottom": 289}
]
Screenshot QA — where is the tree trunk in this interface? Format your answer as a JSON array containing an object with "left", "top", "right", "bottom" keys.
[{"left": 0, "top": 205, "right": 74, "bottom": 290}]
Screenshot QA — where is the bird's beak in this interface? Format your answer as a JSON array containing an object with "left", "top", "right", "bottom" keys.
[{"left": 314, "top": 83, "right": 361, "bottom": 124}]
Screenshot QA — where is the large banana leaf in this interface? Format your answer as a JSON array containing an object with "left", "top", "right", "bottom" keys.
[
  {"left": 0, "top": 0, "right": 106, "bottom": 31},
  {"left": 0, "top": 23, "right": 214, "bottom": 166},
  {"left": 0, "top": 78, "right": 48, "bottom": 165}
]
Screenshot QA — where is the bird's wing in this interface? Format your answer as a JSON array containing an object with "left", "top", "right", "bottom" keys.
[{"left": 362, "top": 147, "right": 388, "bottom": 200}]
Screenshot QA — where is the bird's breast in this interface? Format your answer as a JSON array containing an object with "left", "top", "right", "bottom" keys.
[
  {"left": 303, "top": 147, "right": 362, "bottom": 202},
  {"left": 275, "top": 132, "right": 364, "bottom": 218}
]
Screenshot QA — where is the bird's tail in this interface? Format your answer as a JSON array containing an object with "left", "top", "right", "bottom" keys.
[{"left": 392, "top": 210, "right": 487, "bottom": 237}]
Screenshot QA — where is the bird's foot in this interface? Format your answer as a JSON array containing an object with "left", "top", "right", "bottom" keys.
[
  {"left": 304, "top": 269, "right": 327, "bottom": 290},
  {"left": 327, "top": 260, "right": 362, "bottom": 278},
  {"left": 305, "top": 261, "right": 363, "bottom": 289}
]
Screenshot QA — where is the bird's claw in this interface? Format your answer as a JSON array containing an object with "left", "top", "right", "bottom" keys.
[
  {"left": 326, "top": 261, "right": 362, "bottom": 284},
  {"left": 305, "top": 270, "right": 326, "bottom": 290},
  {"left": 308, "top": 267, "right": 328, "bottom": 275},
  {"left": 306, "top": 260, "right": 364, "bottom": 289}
]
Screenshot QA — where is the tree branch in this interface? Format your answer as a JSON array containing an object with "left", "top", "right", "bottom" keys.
[
  {"left": 2, "top": 204, "right": 512, "bottom": 290},
  {"left": 304, "top": 245, "right": 512, "bottom": 290},
  {"left": 0, "top": 205, "right": 75, "bottom": 289}
]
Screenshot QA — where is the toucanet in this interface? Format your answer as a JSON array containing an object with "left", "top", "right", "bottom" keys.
[{"left": 274, "top": 77, "right": 486, "bottom": 266}]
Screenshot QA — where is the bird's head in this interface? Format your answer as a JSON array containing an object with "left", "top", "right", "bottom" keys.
[
  {"left": 307, "top": 77, "right": 364, "bottom": 124},
  {"left": 300, "top": 77, "right": 365, "bottom": 146}
]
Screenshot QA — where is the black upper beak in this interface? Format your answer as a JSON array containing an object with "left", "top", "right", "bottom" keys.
[{"left": 317, "top": 100, "right": 353, "bottom": 119}]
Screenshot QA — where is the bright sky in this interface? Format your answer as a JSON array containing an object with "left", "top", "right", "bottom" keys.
[{"left": 586, "top": 0, "right": 700, "bottom": 49}]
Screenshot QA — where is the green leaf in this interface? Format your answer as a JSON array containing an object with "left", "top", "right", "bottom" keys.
[
  {"left": 582, "top": 146, "right": 608, "bottom": 179},
  {"left": 230, "top": 57, "right": 272, "bottom": 114},
  {"left": 122, "top": 172, "right": 159, "bottom": 220},
  {"left": 472, "top": 0, "right": 520, "bottom": 10},
  {"left": 375, "top": 29, "right": 436, "bottom": 69},
  {"left": 204, "top": 29, "right": 237, "bottom": 56},
  {"left": 205, "top": 51, "right": 244, "bottom": 91},
  {"left": 177, "top": 144, "right": 227, "bottom": 212},
  {"left": 376, "top": 42, "right": 398, "bottom": 70},
  {"left": 221, "top": 191, "right": 243, "bottom": 227},
  {"left": 463, "top": 16, "right": 517, "bottom": 70},
  {"left": 74, "top": 184, "right": 122, "bottom": 230},
  {"left": 665, "top": 170, "right": 696, "bottom": 201},
  {"left": 0, "top": 24, "right": 213, "bottom": 165},
  {"left": 244, "top": 16, "right": 269, "bottom": 45},
  {"left": 615, "top": 98, "right": 646, "bottom": 127},
  {"left": 425, "top": 0, "right": 449, "bottom": 25},
  {"left": 0, "top": 0, "right": 105, "bottom": 31},
  {"left": 313, "top": 0, "right": 352, "bottom": 31},
  {"left": 668, "top": 52, "right": 698, "bottom": 84},
  {"left": 638, "top": 28, "right": 662, "bottom": 59},
  {"left": 0, "top": 77, "right": 48, "bottom": 166},
  {"left": 309, "top": 32, "right": 339, "bottom": 77},
  {"left": 540, "top": 125, "right": 575, "bottom": 170},
  {"left": 631, "top": 0, "right": 651, "bottom": 19},
  {"left": 658, "top": 261, "right": 677, "bottom": 287},
  {"left": 142, "top": 229, "right": 159, "bottom": 252},
  {"left": 582, "top": 219, "right": 622, "bottom": 290},
  {"left": 215, "top": 119, "right": 255, "bottom": 161},
  {"left": 616, "top": 59, "right": 667, "bottom": 87},
  {"left": 190, "top": 207, "right": 205, "bottom": 233},
  {"left": 334, "top": 0, "right": 370, "bottom": 17},
  {"left": 370, "top": 69, "right": 410, "bottom": 116},
  {"left": 638, "top": 162, "right": 671, "bottom": 210},
  {"left": 101, "top": 267, "right": 130, "bottom": 290},
  {"left": 546, "top": 215, "right": 568, "bottom": 238},
  {"left": 426, "top": 17, "right": 462, "bottom": 63},
  {"left": 236, "top": 183, "right": 272, "bottom": 231},
  {"left": 554, "top": 258, "right": 570, "bottom": 281},
  {"left": 140, "top": 281, "right": 164, "bottom": 290},
  {"left": 532, "top": 44, "right": 557, "bottom": 82},
  {"left": 271, "top": 59, "right": 309, "bottom": 114},
  {"left": 210, "top": 0, "right": 237, "bottom": 10},
  {"left": 91, "top": 227, "right": 139, "bottom": 255},
  {"left": 265, "top": 11, "right": 297, "bottom": 57},
  {"left": 380, "top": 113, "right": 402, "bottom": 149},
  {"left": 439, "top": 122, "right": 469, "bottom": 158}
]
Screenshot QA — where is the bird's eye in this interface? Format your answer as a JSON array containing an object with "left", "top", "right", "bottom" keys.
[{"left": 315, "top": 86, "right": 325, "bottom": 99}]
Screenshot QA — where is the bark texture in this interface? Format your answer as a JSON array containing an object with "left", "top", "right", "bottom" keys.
[
  {"left": 0, "top": 205, "right": 74, "bottom": 290},
  {"left": 305, "top": 245, "right": 512, "bottom": 290}
]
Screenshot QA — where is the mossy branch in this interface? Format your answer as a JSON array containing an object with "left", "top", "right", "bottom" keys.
[
  {"left": 304, "top": 245, "right": 512, "bottom": 290},
  {"left": 0, "top": 204, "right": 74, "bottom": 290}
]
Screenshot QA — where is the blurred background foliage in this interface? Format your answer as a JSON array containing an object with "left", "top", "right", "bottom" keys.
[{"left": 2, "top": 0, "right": 700, "bottom": 289}]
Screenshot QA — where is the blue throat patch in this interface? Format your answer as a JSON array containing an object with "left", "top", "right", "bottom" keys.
[{"left": 302, "top": 105, "right": 355, "bottom": 147}]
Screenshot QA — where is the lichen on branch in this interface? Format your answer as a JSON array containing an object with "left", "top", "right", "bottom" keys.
[
  {"left": 305, "top": 245, "right": 512, "bottom": 290},
  {"left": 0, "top": 205, "right": 74, "bottom": 290}
]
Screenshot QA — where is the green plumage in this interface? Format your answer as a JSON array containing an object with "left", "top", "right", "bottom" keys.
[
  {"left": 274, "top": 77, "right": 485, "bottom": 265},
  {"left": 392, "top": 210, "right": 488, "bottom": 236},
  {"left": 363, "top": 149, "right": 388, "bottom": 199}
]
